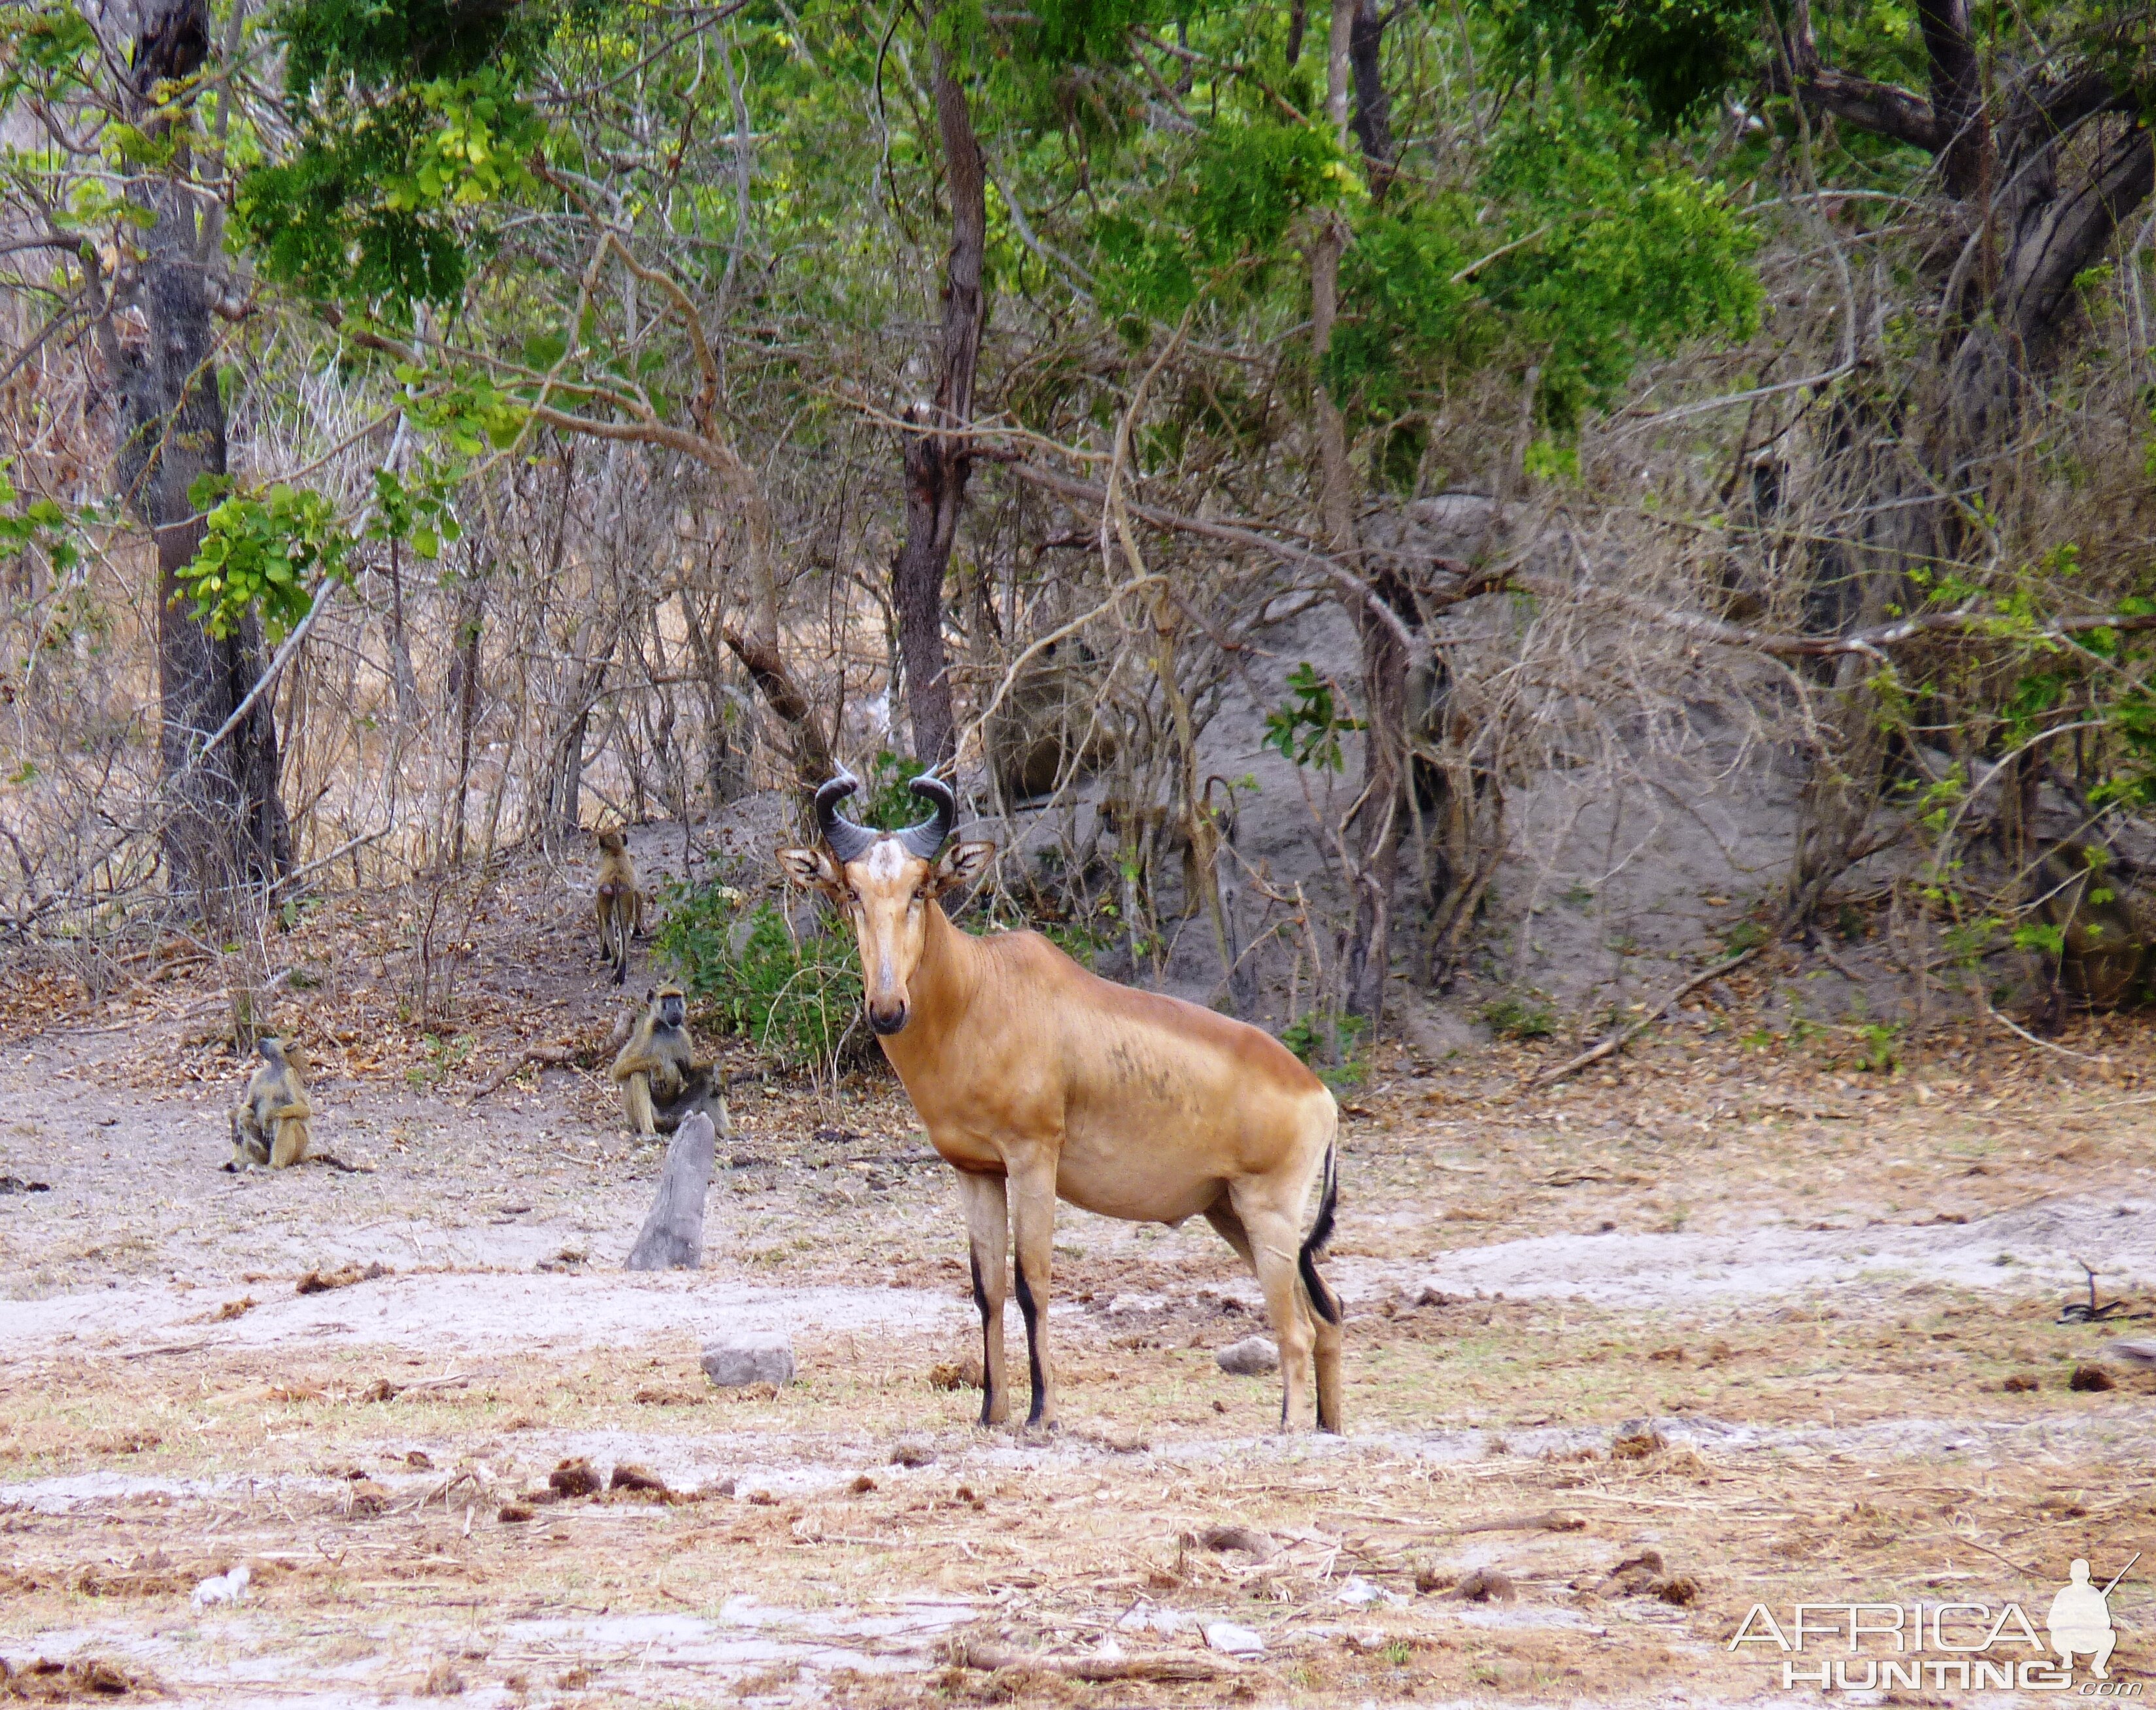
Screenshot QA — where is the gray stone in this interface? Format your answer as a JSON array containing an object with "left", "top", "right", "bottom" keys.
[
  {"left": 1205, "top": 1620, "right": 1266, "bottom": 1656},
  {"left": 626, "top": 1112, "right": 716, "bottom": 1272},
  {"left": 700, "top": 1332, "right": 796, "bottom": 1388},
  {"left": 2100, "top": 1337, "right": 2156, "bottom": 1369},
  {"left": 1215, "top": 1335, "right": 1279, "bottom": 1377}
]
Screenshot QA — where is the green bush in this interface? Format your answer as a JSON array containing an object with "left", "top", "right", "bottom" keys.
[
  {"left": 1479, "top": 991, "right": 1558, "bottom": 1040},
  {"left": 652, "top": 885, "right": 863, "bottom": 1070},
  {"left": 1280, "top": 1011, "right": 1370, "bottom": 1091}
]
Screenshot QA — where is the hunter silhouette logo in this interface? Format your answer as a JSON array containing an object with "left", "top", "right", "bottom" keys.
[
  {"left": 2050, "top": 1556, "right": 2135, "bottom": 1680},
  {"left": 1730, "top": 1550, "right": 2143, "bottom": 1694}
]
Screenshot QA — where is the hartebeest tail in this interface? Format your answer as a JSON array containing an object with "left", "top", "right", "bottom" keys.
[
  {"left": 1298, "top": 1142, "right": 1341, "bottom": 1326},
  {"left": 781, "top": 771, "right": 1346, "bottom": 1434}
]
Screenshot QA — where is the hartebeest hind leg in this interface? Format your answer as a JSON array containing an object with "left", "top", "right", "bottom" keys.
[
  {"left": 1230, "top": 1190, "right": 1322, "bottom": 1431},
  {"left": 956, "top": 1171, "right": 1011, "bottom": 1426},
  {"left": 1206, "top": 1196, "right": 1341, "bottom": 1433}
]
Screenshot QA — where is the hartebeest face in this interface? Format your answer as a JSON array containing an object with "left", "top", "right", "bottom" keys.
[{"left": 777, "top": 772, "right": 992, "bottom": 1036}]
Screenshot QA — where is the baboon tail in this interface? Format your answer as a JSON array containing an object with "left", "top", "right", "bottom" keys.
[{"left": 1297, "top": 1142, "right": 1341, "bottom": 1327}]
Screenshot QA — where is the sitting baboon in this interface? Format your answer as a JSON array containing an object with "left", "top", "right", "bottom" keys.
[
  {"left": 2032, "top": 842, "right": 2153, "bottom": 1009},
  {"left": 984, "top": 640, "right": 1116, "bottom": 802},
  {"left": 609, "top": 983, "right": 717, "bottom": 1135},
  {"left": 594, "top": 829, "right": 647, "bottom": 987},
  {"left": 227, "top": 1036, "right": 312, "bottom": 1171}
]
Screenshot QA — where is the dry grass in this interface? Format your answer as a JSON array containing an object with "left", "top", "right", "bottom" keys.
[{"left": 1, "top": 871, "right": 2153, "bottom": 1703}]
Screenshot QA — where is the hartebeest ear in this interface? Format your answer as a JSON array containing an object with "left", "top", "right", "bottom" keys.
[
  {"left": 933, "top": 839, "right": 995, "bottom": 895},
  {"left": 777, "top": 846, "right": 842, "bottom": 895}
]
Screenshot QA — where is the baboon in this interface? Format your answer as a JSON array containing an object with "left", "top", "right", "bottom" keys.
[
  {"left": 983, "top": 640, "right": 1115, "bottom": 802},
  {"left": 2032, "top": 842, "right": 2153, "bottom": 1010},
  {"left": 227, "top": 1036, "right": 312, "bottom": 1171},
  {"left": 609, "top": 983, "right": 716, "bottom": 1135},
  {"left": 594, "top": 829, "right": 647, "bottom": 987}
]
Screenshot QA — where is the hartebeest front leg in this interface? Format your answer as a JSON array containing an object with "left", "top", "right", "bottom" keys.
[
  {"left": 1009, "top": 1151, "right": 1060, "bottom": 1433},
  {"left": 956, "top": 1169, "right": 1010, "bottom": 1426}
]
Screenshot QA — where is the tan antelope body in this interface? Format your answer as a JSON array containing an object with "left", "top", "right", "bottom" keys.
[{"left": 782, "top": 775, "right": 1343, "bottom": 1432}]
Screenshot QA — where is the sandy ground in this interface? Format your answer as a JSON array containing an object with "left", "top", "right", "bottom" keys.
[{"left": 2, "top": 870, "right": 2154, "bottom": 1707}]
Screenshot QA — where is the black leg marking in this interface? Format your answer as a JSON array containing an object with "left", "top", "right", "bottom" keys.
[
  {"left": 1013, "top": 1262, "right": 1046, "bottom": 1429},
  {"left": 970, "top": 1249, "right": 996, "bottom": 1428}
]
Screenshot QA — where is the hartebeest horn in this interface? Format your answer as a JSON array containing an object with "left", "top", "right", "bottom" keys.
[
  {"left": 815, "top": 772, "right": 880, "bottom": 864},
  {"left": 897, "top": 776, "right": 956, "bottom": 861}
]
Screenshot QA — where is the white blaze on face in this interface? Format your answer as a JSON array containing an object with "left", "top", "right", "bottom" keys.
[
  {"left": 863, "top": 839, "right": 911, "bottom": 995},
  {"left": 864, "top": 840, "right": 909, "bottom": 884}
]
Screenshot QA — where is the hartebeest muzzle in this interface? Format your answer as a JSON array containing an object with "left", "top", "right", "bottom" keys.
[{"left": 867, "top": 996, "right": 910, "bottom": 1035}]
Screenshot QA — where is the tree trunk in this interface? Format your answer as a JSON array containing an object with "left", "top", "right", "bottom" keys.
[
  {"left": 446, "top": 558, "right": 485, "bottom": 865},
  {"left": 890, "top": 6, "right": 987, "bottom": 772},
  {"left": 1316, "top": 0, "right": 1408, "bottom": 1025},
  {"left": 679, "top": 583, "right": 750, "bottom": 806},
  {"left": 386, "top": 538, "right": 422, "bottom": 727},
  {"left": 1776, "top": 5, "right": 2153, "bottom": 924},
  {"left": 625, "top": 1110, "right": 721, "bottom": 1272},
  {"left": 1348, "top": 0, "right": 1394, "bottom": 196},
  {"left": 116, "top": 0, "right": 290, "bottom": 907}
]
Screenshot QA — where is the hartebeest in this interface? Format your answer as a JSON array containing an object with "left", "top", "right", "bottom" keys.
[{"left": 779, "top": 774, "right": 1343, "bottom": 1433}]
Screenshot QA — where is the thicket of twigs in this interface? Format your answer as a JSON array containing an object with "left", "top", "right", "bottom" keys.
[{"left": 1, "top": 0, "right": 2151, "bottom": 1051}]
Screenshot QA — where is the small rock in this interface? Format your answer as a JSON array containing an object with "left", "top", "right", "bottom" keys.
[
  {"left": 548, "top": 1458, "right": 602, "bottom": 1497},
  {"left": 1205, "top": 1620, "right": 1266, "bottom": 1656},
  {"left": 1337, "top": 1575, "right": 1403, "bottom": 1607},
  {"left": 2099, "top": 1338, "right": 2156, "bottom": 1370},
  {"left": 928, "top": 1356, "right": 983, "bottom": 1391},
  {"left": 2069, "top": 1364, "right": 2115, "bottom": 1392},
  {"left": 701, "top": 1333, "right": 796, "bottom": 1388},
  {"left": 191, "top": 1563, "right": 250, "bottom": 1607},
  {"left": 890, "top": 1439, "right": 935, "bottom": 1468},
  {"left": 1453, "top": 1568, "right": 1516, "bottom": 1603},
  {"left": 1107, "top": 1292, "right": 1166, "bottom": 1314},
  {"left": 609, "top": 1463, "right": 669, "bottom": 1496},
  {"left": 1216, "top": 1336, "right": 1280, "bottom": 1377},
  {"left": 346, "top": 1479, "right": 390, "bottom": 1515},
  {"left": 1592, "top": 1550, "right": 1666, "bottom": 1597},
  {"left": 1196, "top": 1524, "right": 1277, "bottom": 1560}
]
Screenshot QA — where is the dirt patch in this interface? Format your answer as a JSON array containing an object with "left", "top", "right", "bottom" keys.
[{"left": 3, "top": 865, "right": 2155, "bottom": 1703}]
